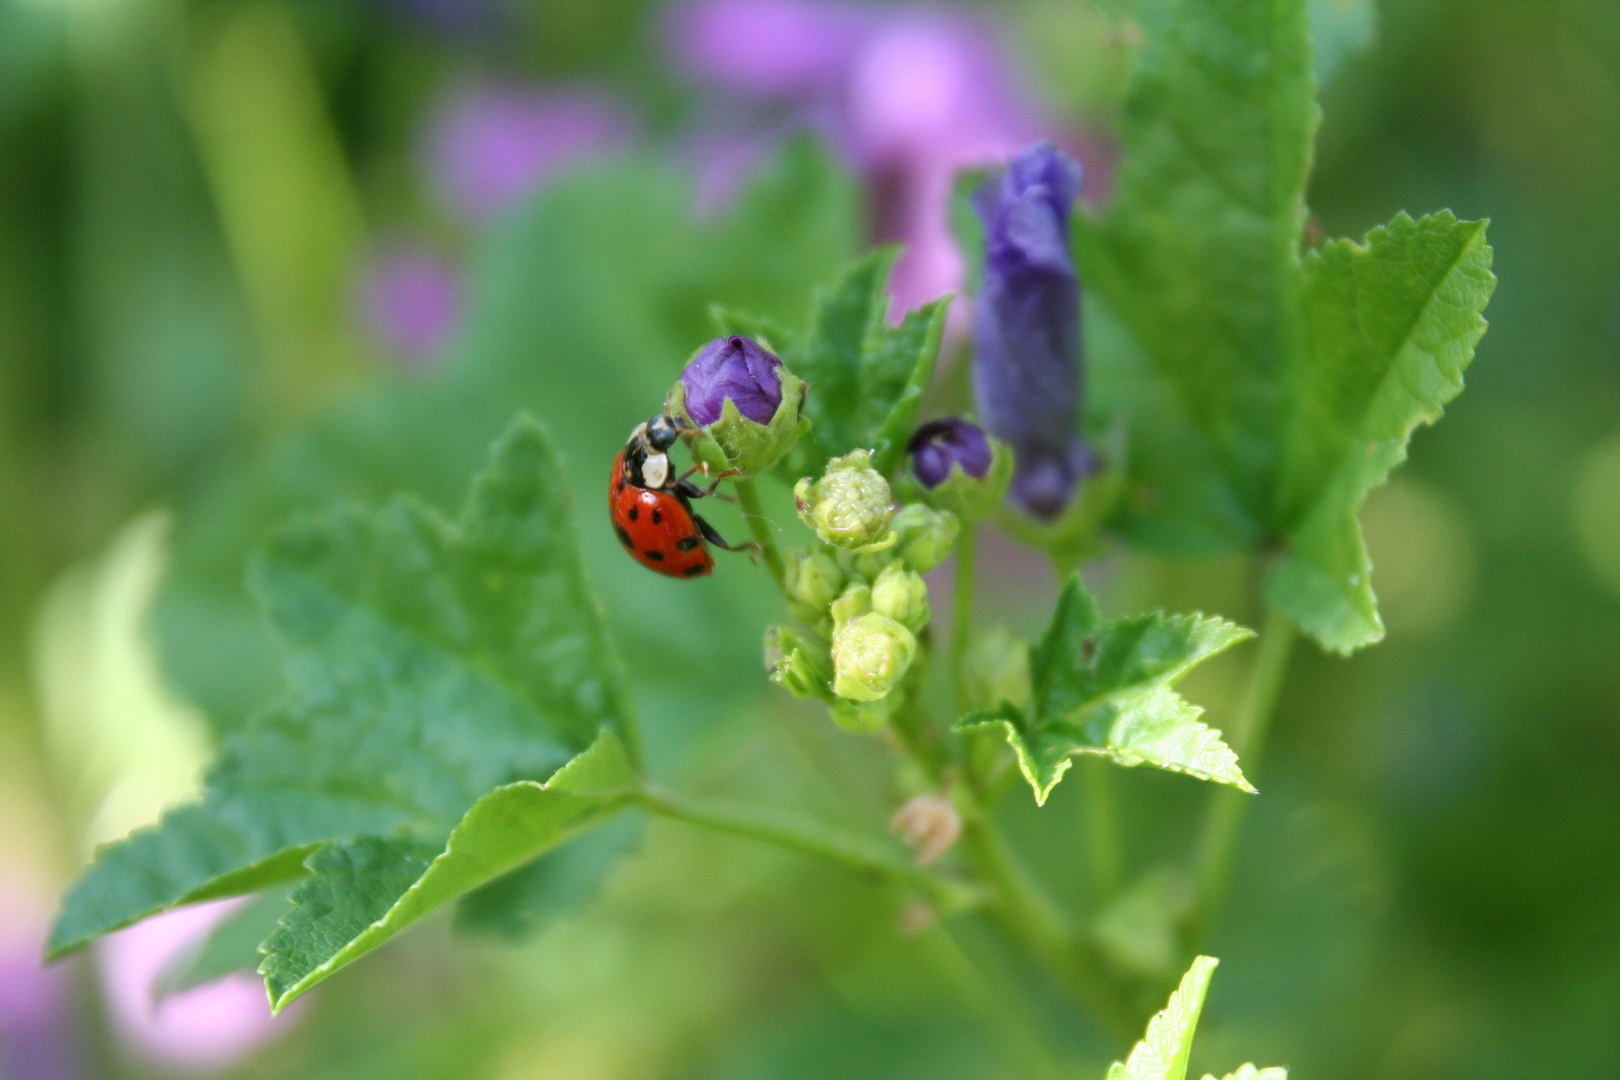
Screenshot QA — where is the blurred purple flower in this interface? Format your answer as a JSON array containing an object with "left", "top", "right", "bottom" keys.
[
  {"left": 668, "top": 0, "right": 869, "bottom": 97},
  {"left": 973, "top": 141, "right": 1090, "bottom": 519},
  {"left": 427, "top": 83, "right": 635, "bottom": 220},
  {"left": 1, "top": 881, "right": 82, "bottom": 1080},
  {"left": 98, "top": 899, "right": 301, "bottom": 1072},
  {"left": 668, "top": 1, "right": 1040, "bottom": 316},
  {"left": 361, "top": 242, "right": 462, "bottom": 365},
  {"left": 908, "top": 417, "right": 992, "bottom": 487},
  {"left": 682, "top": 335, "right": 784, "bottom": 425}
]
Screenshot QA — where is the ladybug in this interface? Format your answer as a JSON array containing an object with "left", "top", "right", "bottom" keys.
[{"left": 609, "top": 413, "right": 752, "bottom": 578}]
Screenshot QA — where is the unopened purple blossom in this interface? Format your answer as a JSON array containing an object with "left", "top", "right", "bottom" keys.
[
  {"left": 681, "top": 335, "right": 785, "bottom": 425},
  {"left": 973, "top": 141, "right": 1090, "bottom": 519},
  {"left": 908, "top": 418, "right": 992, "bottom": 488},
  {"left": 427, "top": 84, "right": 635, "bottom": 220},
  {"left": 361, "top": 242, "right": 462, "bottom": 365}
]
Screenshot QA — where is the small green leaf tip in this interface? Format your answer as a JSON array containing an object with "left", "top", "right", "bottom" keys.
[
  {"left": 955, "top": 576, "right": 1254, "bottom": 805},
  {"left": 1106, "top": 956, "right": 1218, "bottom": 1080},
  {"left": 1201, "top": 1067, "right": 1288, "bottom": 1080},
  {"left": 794, "top": 450, "right": 898, "bottom": 552}
]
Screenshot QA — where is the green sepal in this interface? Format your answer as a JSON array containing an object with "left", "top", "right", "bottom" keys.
[
  {"left": 666, "top": 365, "right": 810, "bottom": 480},
  {"left": 993, "top": 421, "right": 1127, "bottom": 570},
  {"left": 764, "top": 625, "right": 836, "bottom": 703}
]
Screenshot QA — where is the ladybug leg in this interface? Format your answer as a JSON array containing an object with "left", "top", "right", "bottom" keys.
[
  {"left": 692, "top": 513, "right": 760, "bottom": 562},
  {"left": 676, "top": 475, "right": 736, "bottom": 502}
]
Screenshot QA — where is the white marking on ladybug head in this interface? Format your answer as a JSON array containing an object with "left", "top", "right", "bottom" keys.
[{"left": 642, "top": 452, "right": 670, "bottom": 489}]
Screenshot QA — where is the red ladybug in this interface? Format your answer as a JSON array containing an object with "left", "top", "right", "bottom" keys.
[{"left": 609, "top": 414, "right": 751, "bottom": 578}]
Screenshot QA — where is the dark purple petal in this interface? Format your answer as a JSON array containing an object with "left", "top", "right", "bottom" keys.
[
  {"left": 973, "top": 141, "right": 1089, "bottom": 519},
  {"left": 682, "top": 335, "right": 784, "bottom": 425},
  {"left": 908, "top": 418, "right": 992, "bottom": 487}
]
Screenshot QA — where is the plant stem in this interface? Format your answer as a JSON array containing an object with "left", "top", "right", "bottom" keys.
[
  {"left": 732, "top": 478, "right": 786, "bottom": 591},
  {"left": 1186, "top": 604, "right": 1296, "bottom": 944},
  {"left": 1080, "top": 757, "right": 1121, "bottom": 902},
  {"left": 950, "top": 523, "right": 978, "bottom": 712},
  {"left": 958, "top": 817, "right": 1138, "bottom": 1044},
  {"left": 636, "top": 785, "right": 975, "bottom": 912},
  {"left": 926, "top": 922, "right": 1069, "bottom": 1080}
]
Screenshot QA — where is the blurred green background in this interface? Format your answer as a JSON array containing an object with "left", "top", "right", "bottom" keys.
[{"left": 2, "top": 0, "right": 1618, "bottom": 1077}]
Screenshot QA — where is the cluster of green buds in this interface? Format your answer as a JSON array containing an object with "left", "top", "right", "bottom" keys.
[{"left": 768, "top": 450, "right": 964, "bottom": 733}]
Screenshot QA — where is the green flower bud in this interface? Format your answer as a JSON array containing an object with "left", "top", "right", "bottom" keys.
[
  {"left": 765, "top": 625, "right": 835, "bottom": 702},
  {"left": 829, "top": 580, "right": 872, "bottom": 629},
  {"left": 794, "top": 450, "right": 897, "bottom": 553},
  {"left": 666, "top": 335, "right": 809, "bottom": 479},
  {"left": 830, "top": 691, "right": 904, "bottom": 734},
  {"left": 895, "top": 420, "right": 1015, "bottom": 525},
  {"left": 963, "top": 626, "right": 1032, "bottom": 713},
  {"left": 831, "top": 612, "right": 916, "bottom": 702},
  {"left": 870, "top": 562, "right": 930, "bottom": 633},
  {"left": 783, "top": 547, "right": 844, "bottom": 623},
  {"left": 890, "top": 503, "right": 960, "bottom": 573}
]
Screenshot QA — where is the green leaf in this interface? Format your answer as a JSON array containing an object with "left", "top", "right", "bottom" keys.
[
  {"left": 723, "top": 249, "right": 949, "bottom": 481},
  {"left": 155, "top": 889, "right": 295, "bottom": 998},
  {"left": 1267, "top": 212, "right": 1496, "bottom": 652},
  {"left": 1077, "top": 0, "right": 1319, "bottom": 522},
  {"left": 48, "top": 417, "right": 635, "bottom": 960},
  {"left": 956, "top": 576, "right": 1253, "bottom": 805},
  {"left": 1105, "top": 955, "right": 1218, "bottom": 1080},
  {"left": 155, "top": 141, "right": 861, "bottom": 737},
  {"left": 1076, "top": 0, "right": 1495, "bottom": 652},
  {"left": 1202, "top": 1067, "right": 1288, "bottom": 1080},
  {"left": 260, "top": 730, "right": 636, "bottom": 1012}
]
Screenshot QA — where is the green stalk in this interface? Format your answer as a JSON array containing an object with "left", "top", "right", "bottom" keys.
[
  {"left": 1186, "top": 605, "right": 1296, "bottom": 944},
  {"left": 732, "top": 478, "right": 786, "bottom": 591},
  {"left": 958, "top": 817, "right": 1139, "bottom": 1044},
  {"left": 950, "top": 523, "right": 978, "bottom": 712},
  {"left": 636, "top": 786, "right": 975, "bottom": 912},
  {"left": 926, "top": 923, "right": 1069, "bottom": 1080},
  {"left": 1080, "top": 757, "right": 1122, "bottom": 902}
]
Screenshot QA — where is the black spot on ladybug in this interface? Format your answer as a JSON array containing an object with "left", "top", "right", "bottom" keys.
[
  {"left": 684, "top": 564, "right": 706, "bottom": 577},
  {"left": 615, "top": 525, "right": 634, "bottom": 549},
  {"left": 627, "top": 506, "right": 639, "bottom": 522},
  {"left": 616, "top": 480, "right": 625, "bottom": 495},
  {"left": 652, "top": 508, "right": 663, "bottom": 525},
  {"left": 645, "top": 549, "right": 664, "bottom": 561},
  {"left": 676, "top": 536, "right": 699, "bottom": 552}
]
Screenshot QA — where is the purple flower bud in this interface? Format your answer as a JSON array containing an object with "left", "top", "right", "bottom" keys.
[
  {"left": 908, "top": 418, "right": 992, "bottom": 488},
  {"left": 972, "top": 141, "right": 1091, "bottom": 519},
  {"left": 681, "top": 335, "right": 785, "bottom": 426}
]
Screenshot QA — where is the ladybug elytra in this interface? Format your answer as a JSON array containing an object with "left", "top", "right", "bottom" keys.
[{"left": 609, "top": 413, "right": 751, "bottom": 578}]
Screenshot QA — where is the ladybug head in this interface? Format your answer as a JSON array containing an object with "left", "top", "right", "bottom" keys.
[{"left": 646, "top": 413, "right": 683, "bottom": 452}]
